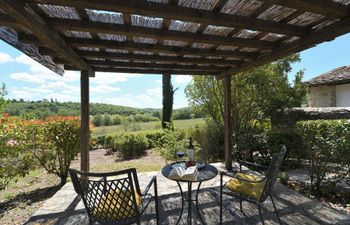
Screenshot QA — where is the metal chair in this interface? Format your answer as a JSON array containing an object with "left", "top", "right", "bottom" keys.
[
  {"left": 69, "top": 168, "right": 159, "bottom": 225},
  {"left": 220, "top": 146, "right": 287, "bottom": 225}
]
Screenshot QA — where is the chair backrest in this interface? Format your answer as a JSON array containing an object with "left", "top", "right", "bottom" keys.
[
  {"left": 69, "top": 168, "right": 142, "bottom": 225},
  {"left": 259, "top": 146, "right": 287, "bottom": 202}
]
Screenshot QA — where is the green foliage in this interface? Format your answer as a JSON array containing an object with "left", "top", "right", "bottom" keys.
[
  {"left": 187, "top": 120, "right": 224, "bottom": 162},
  {"left": 139, "top": 130, "right": 165, "bottom": 148},
  {"left": 0, "top": 116, "right": 35, "bottom": 190},
  {"left": 0, "top": 83, "right": 8, "bottom": 113},
  {"left": 93, "top": 113, "right": 103, "bottom": 126},
  {"left": 119, "top": 133, "right": 148, "bottom": 159},
  {"left": 185, "top": 54, "right": 307, "bottom": 159},
  {"left": 102, "top": 132, "right": 149, "bottom": 159},
  {"left": 5, "top": 101, "right": 151, "bottom": 119},
  {"left": 296, "top": 120, "right": 350, "bottom": 197},
  {"left": 162, "top": 75, "right": 177, "bottom": 129},
  {"left": 30, "top": 116, "right": 81, "bottom": 186},
  {"left": 155, "top": 129, "right": 187, "bottom": 161},
  {"left": 278, "top": 172, "right": 289, "bottom": 185}
]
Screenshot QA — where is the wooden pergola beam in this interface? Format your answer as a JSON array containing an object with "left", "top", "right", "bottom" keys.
[
  {"left": 48, "top": 18, "right": 277, "bottom": 50},
  {"left": 218, "top": 16, "right": 350, "bottom": 79},
  {"left": 80, "top": 70, "right": 93, "bottom": 172},
  {"left": 261, "top": 0, "right": 349, "bottom": 19},
  {"left": 27, "top": 0, "right": 307, "bottom": 36},
  {"left": 223, "top": 76, "right": 232, "bottom": 170},
  {"left": 68, "top": 38, "right": 256, "bottom": 59},
  {"left": 84, "top": 60, "right": 229, "bottom": 72},
  {"left": 0, "top": 0, "right": 93, "bottom": 73},
  {"left": 19, "top": 35, "right": 258, "bottom": 59},
  {"left": 75, "top": 51, "right": 240, "bottom": 66},
  {"left": 0, "top": 14, "right": 21, "bottom": 28},
  {"left": 66, "top": 65, "right": 217, "bottom": 75}
]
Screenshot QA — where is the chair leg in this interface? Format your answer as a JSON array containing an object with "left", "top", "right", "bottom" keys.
[
  {"left": 258, "top": 204, "right": 265, "bottom": 225},
  {"left": 154, "top": 178, "right": 160, "bottom": 225},
  {"left": 137, "top": 218, "right": 141, "bottom": 225},
  {"left": 220, "top": 174, "right": 223, "bottom": 225},
  {"left": 270, "top": 196, "right": 282, "bottom": 225},
  {"left": 239, "top": 199, "right": 243, "bottom": 212}
]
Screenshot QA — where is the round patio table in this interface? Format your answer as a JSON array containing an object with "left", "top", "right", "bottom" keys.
[{"left": 161, "top": 162, "right": 218, "bottom": 225}]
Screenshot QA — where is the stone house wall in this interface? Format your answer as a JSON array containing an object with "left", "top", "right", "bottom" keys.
[{"left": 308, "top": 85, "right": 336, "bottom": 107}]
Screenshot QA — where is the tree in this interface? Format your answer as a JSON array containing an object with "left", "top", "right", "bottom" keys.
[
  {"left": 185, "top": 54, "right": 307, "bottom": 160},
  {"left": 93, "top": 113, "right": 103, "bottom": 126},
  {"left": 0, "top": 83, "right": 8, "bottom": 113},
  {"left": 162, "top": 74, "right": 177, "bottom": 129}
]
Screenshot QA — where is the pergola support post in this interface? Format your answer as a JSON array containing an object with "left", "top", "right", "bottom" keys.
[
  {"left": 223, "top": 76, "right": 233, "bottom": 171},
  {"left": 80, "top": 70, "right": 91, "bottom": 172}
]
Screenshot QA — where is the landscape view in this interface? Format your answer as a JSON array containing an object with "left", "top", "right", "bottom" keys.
[{"left": 0, "top": 1, "right": 350, "bottom": 224}]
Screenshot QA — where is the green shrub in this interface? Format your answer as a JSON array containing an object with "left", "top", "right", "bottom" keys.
[
  {"left": 296, "top": 120, "right": 350, "bottom": 197},
  {"left": 187, "top": 121, "right": 224, "bottom": 162},
  {"left": 0, "top": 115, "right": 35, "bottom": 190},
  {"left": 120, "top": 133, "right": 148, "bottom": 159},
  {"left": 135, "top": 130, "right": 165, "bottom": 148},
  {"left": 155, "top": 129, "right": 188, "bottom": 161},
  {"left": 31, "top": 116, "right": 82, "bottom": 186}
]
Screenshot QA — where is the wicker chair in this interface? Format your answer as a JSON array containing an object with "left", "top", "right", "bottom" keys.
[
  {"left": 69, "top": 168, "right": 159, "bottom": 225},
  {"left": 220, "top": 146, "right": 287, "bottom": 225}
]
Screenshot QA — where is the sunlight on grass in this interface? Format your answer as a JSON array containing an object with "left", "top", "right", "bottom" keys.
[
  {"left": 91, "top": 161, "right": 164, "bottom": 173},
  {"left": 94, "top": 118, "right": 205, "bottom": 136}
]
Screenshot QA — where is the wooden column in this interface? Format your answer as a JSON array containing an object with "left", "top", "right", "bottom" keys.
[
  {"left": 80, "top": 71, "right": 90, "bottom": 172},
  {"left": 223, "top": 76, "right": 233, "bottom": 171}
]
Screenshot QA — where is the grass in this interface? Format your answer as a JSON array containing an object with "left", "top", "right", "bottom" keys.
[
  {"left": 94, "top": 118, "right": 205, "bottom": 136},
  {"left": 91, "top": 161, "right": 163, "bottom": 173}
]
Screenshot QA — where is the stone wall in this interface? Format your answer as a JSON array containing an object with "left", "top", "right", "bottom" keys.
[{"left": 309, "top": 85, "right": 336, "bottom": 107}]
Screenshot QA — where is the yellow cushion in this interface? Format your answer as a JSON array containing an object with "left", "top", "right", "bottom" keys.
[
  {"left": 225, "top": 173, "right": 265, "bottom": 200},
  {"left": 93, "top": 189, "right": 141, "bottom": 220}
]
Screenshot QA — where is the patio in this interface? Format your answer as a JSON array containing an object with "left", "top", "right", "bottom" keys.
[{"left": 25, "top": 163, "right": 350, "bottom": 225}]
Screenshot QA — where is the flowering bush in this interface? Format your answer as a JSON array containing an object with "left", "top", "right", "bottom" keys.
[
  {"left": 30, "top": 116, "right": 81, "bottom": 186},
  {"left": 0, "top": 114, "right": 37, "bottom": 190},
  {"left": 0, "top": 115, "right": 85, "bottom": 188}
]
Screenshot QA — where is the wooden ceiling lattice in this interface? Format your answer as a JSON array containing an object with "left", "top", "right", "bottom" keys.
[{"left": 0, "top": 0, "right": 349, "bottom": 78}]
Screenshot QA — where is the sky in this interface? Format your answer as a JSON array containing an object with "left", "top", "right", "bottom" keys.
[{"left": 0, "top": 33, "right": 349, "bottom": 109}]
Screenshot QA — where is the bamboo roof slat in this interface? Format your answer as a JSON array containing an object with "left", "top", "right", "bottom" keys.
[{"left": 0, "top": 0, "right": 348, "bottom": 76}]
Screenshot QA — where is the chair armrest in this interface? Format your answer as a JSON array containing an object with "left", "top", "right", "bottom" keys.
[
  {"left": 220, "top": 171, "right": 266, "bottom": 184},
  {"left": 239, "top": 160, "right": 269, "bottom": 171},
  {"left": 142, "top": 176, "right": 156, "bottom": 196}
]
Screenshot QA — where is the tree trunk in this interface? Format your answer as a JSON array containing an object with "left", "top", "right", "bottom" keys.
[
  {"left": 162, "top": 74, "right": 175, "bottom": 129},
  {"left": 60, "top": 174, "right": 68, "bottom": 187}
]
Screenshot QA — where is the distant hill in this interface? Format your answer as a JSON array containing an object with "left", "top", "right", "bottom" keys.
[
  {"left": 4, "top": 100, "right": 204, "bottom": 119},
  {"left": 5, "top": 101, "right": 151, "bottom": 119}
]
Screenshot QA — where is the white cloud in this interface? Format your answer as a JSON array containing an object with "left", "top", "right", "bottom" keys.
[
  {"left": 155, "top": 79, "right": 162, "bottom": 84},
  {"left": 174, "top": 75, "right": 192, "bottom": 84},
  {"left": 0, "top": 52, "right": 14, "bottom": 64},
  {"left": 43, "top": 93, "right": 79, "bottom": 102},
  {"left": 102, "top": 93, "right": 160, "bottom": 108},
  {"left": 93, "top": 72, "right": 143, "bottom": 85},
  {"left": 10, "top": 72, "right": 46, "bottom": 83},
  {"left": 91, "top": 85, "right": 120, "bottom": 94},
  {"left": 146, "top": 87, "right": 161, "bottom": 97},
  {"left": 39, "top": 81, "right": 79, "bottom": 94},
  {"left": 15, "top": 54, "right": 80, "bottom": 82},
  {"left": 10, "top": 86, "right": 53, "bottom": 99}
]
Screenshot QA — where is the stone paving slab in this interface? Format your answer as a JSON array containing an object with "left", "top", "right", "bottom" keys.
[{"left": 25, "top": 163, "right": 350, "bottom": 225}]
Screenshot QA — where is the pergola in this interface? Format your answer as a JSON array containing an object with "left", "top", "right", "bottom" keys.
[{"left": 1, "top": 0, "right": 349, "bottom": 172}]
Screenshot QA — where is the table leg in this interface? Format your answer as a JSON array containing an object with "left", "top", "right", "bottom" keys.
[
  {"left": 195, "top": 181, "right": 206, "bottom": 225},
  {"left": 188, "top": 182, "right": 192, "bottom": 225},
  {"left": 176, "top": 181, "right": 185, "bottom": 225}
]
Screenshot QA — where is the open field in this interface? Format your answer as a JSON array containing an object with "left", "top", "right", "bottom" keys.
[{"left": 94, "top": 118, "right": 205, "bottom": 136}]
